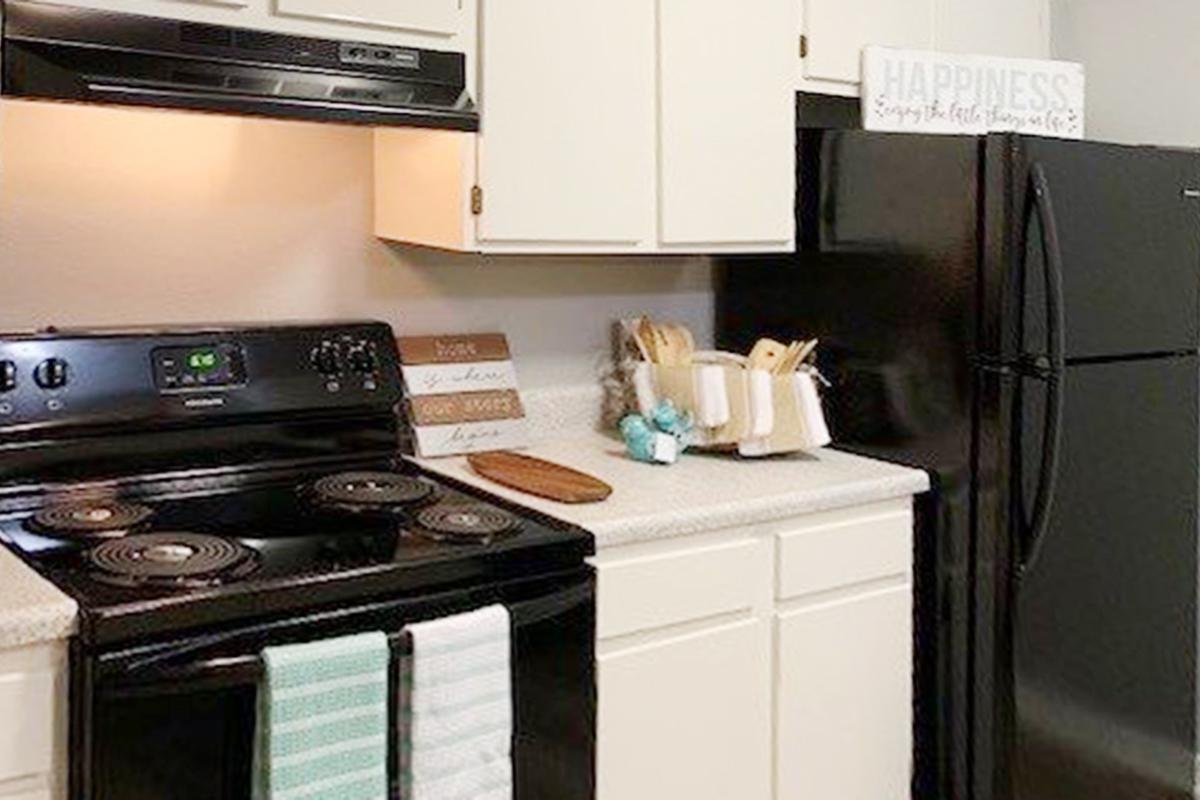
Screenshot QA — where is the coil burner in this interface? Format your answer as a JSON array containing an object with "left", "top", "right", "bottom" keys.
[
  {"left": 313, "top": 471, "right": 437, "bottom": 511},
  {"left": 86, "top": 532, "right": 257, "bottom": 588},
  {"left": 29, "top": 501, "right": 154, "bottom": 539},
  {"left": 415, "top": 504, "right": 520, "bottom": 544}
]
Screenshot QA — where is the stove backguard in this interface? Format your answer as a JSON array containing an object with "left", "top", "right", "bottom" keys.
[{"left": 0, "top": 322, "right": 404, "bottom": 500}]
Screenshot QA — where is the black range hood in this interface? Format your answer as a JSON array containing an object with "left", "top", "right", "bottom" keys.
[{"left": 1, "top": 0, "right": 479, "bottom": 130}]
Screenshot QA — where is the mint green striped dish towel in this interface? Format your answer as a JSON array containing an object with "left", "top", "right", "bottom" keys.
[{"left": 253, "top": 632, "right": 390, "bottom": 800}]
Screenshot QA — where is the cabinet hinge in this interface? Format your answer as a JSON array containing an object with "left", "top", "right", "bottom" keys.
[
  {"left": 471, "top": 185, "right": 484, "bottom": 216},
  {"left": 799, "top": 34, "right": 808, "bottom": 59}
]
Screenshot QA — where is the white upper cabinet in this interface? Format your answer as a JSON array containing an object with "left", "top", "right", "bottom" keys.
[
  {"left": 798, "top": 0, "right": 1050, "bottom": 95},
  {"left": 375, "top": 0, "right": 797, "bottom": 254},
  {"left": 475, "top": 0, "right": 655, "bottom": 248},
  {"left": 273, "top": 0, "right": 464, "bottom": 37},
  {"left": 801, "top": 0, "right": 935, "bottom": 87},
  {"left": 657, "top": 0, "right": 794, "bottom": 250},
  {"left": 31, "top": 0, "right": 474, "bottom": 50},
  {"left": 933, "top": 0, "right": 1049, "bottom": 59}
]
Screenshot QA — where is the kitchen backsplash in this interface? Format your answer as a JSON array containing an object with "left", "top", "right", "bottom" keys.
[{"left": 0, "top": 101, "right": 713, "bottom": 389}]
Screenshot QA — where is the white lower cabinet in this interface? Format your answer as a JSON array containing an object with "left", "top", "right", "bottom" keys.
[
  {"left": 592, "top": 499, "right": 916, "bottom": 800},
  {"left": 776, "top": 586, "right": 913, "bottom": 800},
  {"left": 598, "top": 620, "right": 772, "bottom": 800},
  {"left": 0, "top": 642, "right": 67, "bottom": 800}
]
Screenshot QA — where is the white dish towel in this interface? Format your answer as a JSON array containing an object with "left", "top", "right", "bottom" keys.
[{"left": 402, "top": 605, "right": 514, "bottom": 800}]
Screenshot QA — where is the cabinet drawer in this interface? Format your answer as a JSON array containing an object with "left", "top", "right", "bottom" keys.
[
  {"left": 777, "top": 508, "right": 912, "bottom": 600},
  {"left": 0, "top": 668, "right": 55, "bottom": 783},
  {"left": 595, "top": 538, "right": 768, "bottom": 640}
]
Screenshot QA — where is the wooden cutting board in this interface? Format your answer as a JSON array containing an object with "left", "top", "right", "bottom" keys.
[{"left": 467, "top": 451, "right": 613, "bottom": 504}]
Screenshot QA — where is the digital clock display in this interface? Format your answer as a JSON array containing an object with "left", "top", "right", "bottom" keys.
[
  {"left": 153, "top": 343, "right": 246, "bottom": 392},
  {"left": 186, "top": 350, "right": 221, "bottom": 373}
]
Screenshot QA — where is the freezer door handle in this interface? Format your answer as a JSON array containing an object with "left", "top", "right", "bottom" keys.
[{"left": 1019, "top": 164, "right": 1067, "bottom": 576}]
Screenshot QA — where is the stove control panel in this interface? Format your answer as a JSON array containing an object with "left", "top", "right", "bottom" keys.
[
  {"left": 153, "top": 343, "right": 247, "bottom": 392},
  {"left": 0, "top": 322, "right": 402, "bottom": 430}
]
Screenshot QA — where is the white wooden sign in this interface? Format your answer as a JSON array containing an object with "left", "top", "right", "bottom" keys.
[
  {"left": 862, "top": 47, "right": 1085, "bottom": 139},
  {"left": 397, "top": 333, "right": 530, "bottom": 458}
]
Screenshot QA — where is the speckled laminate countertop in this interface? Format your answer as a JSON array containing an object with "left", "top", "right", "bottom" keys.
[
  {"left": 0, "top": 545, "right": 77, "bottom": 649},
  {"left": 415, "top": 432, "right": 930, "bottom": 549}
]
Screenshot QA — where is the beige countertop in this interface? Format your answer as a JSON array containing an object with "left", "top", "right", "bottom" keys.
[
  {"left": 415, "top": 432, "right": 931, "bottom": 549},
  {"left": 0, "top": 544, "right": 77, "bottom": 649}
]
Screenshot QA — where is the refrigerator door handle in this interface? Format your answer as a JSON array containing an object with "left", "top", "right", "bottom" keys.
[{"left": 1019, "top": 164, "right": 1067, "bottom": 576}]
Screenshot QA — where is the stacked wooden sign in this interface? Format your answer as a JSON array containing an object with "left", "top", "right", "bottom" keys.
[{"left": 397, "top": 333, "right": 530, "bottom": 458}]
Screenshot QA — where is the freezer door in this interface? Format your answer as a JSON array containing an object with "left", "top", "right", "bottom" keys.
[
  {"left": 1013, "top": 356, "right": 1198, "bottom": 800},
  {"left": 1012, "top": 136, "right": 1200, "bottom": 361},
  {"left": 719, "top": 129, "right": 985, "bottom": 800}
]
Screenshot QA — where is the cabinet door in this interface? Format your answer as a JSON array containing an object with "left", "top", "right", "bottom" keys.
[
  {"left": 777, "top": 585, "right": 913, "bottom": 799},
  {"left": 802, "top": 0, "right": 935, "bottom": 85},
  {"left": 0, "top": 668, "right": 55, "bottom": 784},
  {"left": 0, "top": 791, "right": 50, "bottom": 800},
  {"left": 476, "top": 0, "right": 654, "bottom": 247},
  {"left": 274, "top": 0, "right": 462, "bottom": 36},
  {"left": 598, "top": 619, "right": 771, "bottom": 800},
  {"left": 934, "top": 0, "right": 1048, "bottom": 59},
  {"left": 657, "top": 0, "right": 794, "bottom": 250}
]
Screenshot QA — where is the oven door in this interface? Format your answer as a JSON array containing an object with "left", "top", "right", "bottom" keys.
[{"left": 74, "top": 567, "right": 595, "bottom": 800}]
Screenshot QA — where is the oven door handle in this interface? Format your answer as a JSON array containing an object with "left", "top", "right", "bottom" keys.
[
  {"left": 103, "top": 654, "right": 269, "bottom": 698},
  {"left": 102, "top": 580, "right": 593, "bottom": 699},
  {"left": 103, "top": 634, "right": 413, "bottom": 699}
]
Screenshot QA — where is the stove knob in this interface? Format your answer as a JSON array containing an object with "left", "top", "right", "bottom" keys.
[
  {"left": 34, "top": 358, "right": 68, "bottom": 390},
  {"left": 312, "top": 344, "right": 342, "bottom": 376},
  {"left": 348, "top": 345, "right": 377, "bottom": 374},
  {"left": 0, "top": 361, "right": 15, "bottom": 392}
]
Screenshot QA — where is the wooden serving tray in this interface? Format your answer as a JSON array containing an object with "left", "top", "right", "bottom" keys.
[{"left": 467, "top": 451, "right": 613, "bottom": 504}]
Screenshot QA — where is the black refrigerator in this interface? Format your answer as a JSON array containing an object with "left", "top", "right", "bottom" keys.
[{"left": 717, "top": 129, "right": 1200, "bottom": 800}]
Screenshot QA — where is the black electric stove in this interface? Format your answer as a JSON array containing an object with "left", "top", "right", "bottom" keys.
[
  {"left": 0, "top": 321, "right": 595, "bottom": 800},
  {"left": 0, "top": 458, "right": 591, "bottom": 644}
]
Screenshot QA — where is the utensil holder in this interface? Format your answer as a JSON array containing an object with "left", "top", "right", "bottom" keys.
[{"left": 629, "top": 351, "right": 831, "bottom": 457}]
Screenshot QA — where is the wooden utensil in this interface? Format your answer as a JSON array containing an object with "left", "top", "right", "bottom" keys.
[
  {"left": 748, "top": 338, "right": 788, "bottom": 372},
  {"left": 668, "top": 324, "right": 695, "bottom": 366},
  {"left": 467, "top": 451, "right": 613, "bottom": 504}
]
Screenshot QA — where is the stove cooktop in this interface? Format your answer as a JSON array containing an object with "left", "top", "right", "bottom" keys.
[{"left": 0, "top": 461, "right": 592, "bottom": 646}]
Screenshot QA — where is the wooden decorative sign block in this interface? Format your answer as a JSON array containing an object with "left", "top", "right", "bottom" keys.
[
  {"left": 862, "top": 47, "right": 1085, "bottom": 139},
  {"left": 397, "top": 333, "right": 529, "bottom": 458}
]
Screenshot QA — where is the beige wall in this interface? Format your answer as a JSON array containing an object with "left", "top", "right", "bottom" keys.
[
  {"left": 0, "top": 101, "right": 713, "bottom": 389},
  {"left": 1051, "top": 0, "right": 1200, "bottom": 147}
]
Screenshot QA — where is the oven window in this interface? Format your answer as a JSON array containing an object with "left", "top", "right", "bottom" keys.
[{"left": 96, "top": 686, "right": 256, "bottom": 800}]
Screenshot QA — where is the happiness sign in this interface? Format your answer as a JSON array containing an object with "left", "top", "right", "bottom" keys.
[{"left": 862, "top": 47, "right": 1085, "bottom": 139}]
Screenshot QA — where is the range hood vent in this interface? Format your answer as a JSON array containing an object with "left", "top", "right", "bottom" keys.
[{"left": 1, "top": 0, "right": 479, "bottom": 130}]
